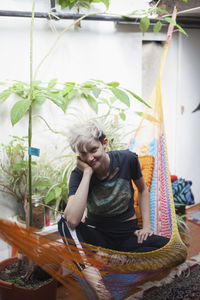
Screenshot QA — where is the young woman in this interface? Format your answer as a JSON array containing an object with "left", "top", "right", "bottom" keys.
[{"left": 58, "top": 120, "right": 169, "bottom": 299}]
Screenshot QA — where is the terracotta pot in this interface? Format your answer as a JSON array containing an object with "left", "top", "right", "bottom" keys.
[{"left": 0, "top": 257, "right": 57, "bottom": 300}]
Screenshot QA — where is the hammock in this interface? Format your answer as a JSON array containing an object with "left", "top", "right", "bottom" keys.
[{"left": 0, "top": 9, "right": 187, "bottom": 300}]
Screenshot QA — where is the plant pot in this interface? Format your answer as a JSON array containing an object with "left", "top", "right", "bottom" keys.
[{"left": 0, "top": 257, "right": 57, "bottom": 300}]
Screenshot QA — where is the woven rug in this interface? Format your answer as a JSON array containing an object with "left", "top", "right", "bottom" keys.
[{"left": 126, "top": 253, "right": 200, "bottom": 300}]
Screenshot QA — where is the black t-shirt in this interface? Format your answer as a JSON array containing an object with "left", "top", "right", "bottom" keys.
[{"left": 68, "top": 150, "right": 142, "bottom": 223}]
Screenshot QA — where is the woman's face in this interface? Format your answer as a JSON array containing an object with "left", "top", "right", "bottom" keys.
[{"left": 78, "top": 139, "right": 107, "bottom": 171}]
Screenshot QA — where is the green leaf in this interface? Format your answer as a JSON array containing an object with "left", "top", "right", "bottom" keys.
[
  {"left": 67, "top": 89, "right": 77, "bottom": 100},
  {"left": 82, "top": 81, "right": 96, "bottom": 88},
  {"left": 45, "top": 190, "right": 55, "bottom": 204},
  {"left": 65, "top": 82, "right": 75, "bottom": 87},
  {"left": 119, "top": 111, "right": 126, "bottom": 121},
  {"left": 99, "top": 97, "right": 109, "bottom": 105},
  {"left": 135, "top": 111, "right": 143, "bottom": 116},
  {"left": 62, "top": 85, "right": 74, "bottom": 97},
  {"left": 125, "top": 89, "right": 151, "bottom": 108},
  {"left": 164, "top": 17, "right": 188, "bottom": 36},
  {"left": 55, "top": 186, "right": 62, "bottom": 198},
  {"left": 92, "top": 0, "right": 110, "bottom": 9},
  {"left": 35, "top": 96, "right": 46, "bottom": 106},
  {"left": 48, "top": 78, "right": 58, "bottom": 88},
  {"left": 92, "top": 87, "right": 101, "bottom": 98},
  {"left": 153, "top": 21, "right": 162, "bottom": 34},
  {"left": 10, "top": 100, "right": 31, "bottom": 126},
  {"left": 45, "top": 92, "right": 66, "bottom": 112},
  {"left": 107, "top": 81, "right": 120, "bottom": 87},
  {"left": 164, "top": 17, "right": 176, "bottom": 25},
  {"left": 110, "top": 87, "right": 130, "bottom": 107},
  {"left": 139, "top": 16, "right": 150, "bottom": 35},
  {"left": 83, "top": 93, "right": 98, "bottom": 113},
  {"left": 32, "top": 181, "right": 51, "bottom": 188},
  {"left": 0, "top": 89, "right": 12, "bottom": 103},
  {"left": 32, "top": 81, "right": 42, "bottom": 88},
  {"left": 110, "top": 97, "right": 116, "bottom": 104}
]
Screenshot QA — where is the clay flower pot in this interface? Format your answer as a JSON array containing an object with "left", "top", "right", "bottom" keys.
[{"left": 0, "top": 257, "right": 57, "bottom": 300}]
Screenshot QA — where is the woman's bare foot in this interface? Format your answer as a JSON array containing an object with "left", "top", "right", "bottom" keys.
[{"left": 82, "top": 266, "right": 112, "bottom": 300}]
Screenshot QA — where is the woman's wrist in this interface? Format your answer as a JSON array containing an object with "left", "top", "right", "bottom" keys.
[{"left": 83, "top": 168, "right": 93, "bottom": 177}]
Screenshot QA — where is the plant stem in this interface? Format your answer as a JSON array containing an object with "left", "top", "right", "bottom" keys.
[
  {"left": 28, "top": 0, "right": 36, "bottom": 226},
  {"left": 154, "top": 0, "right": 161, "bottom": 8},
  {"left": 0, "top": 188, "right": 19, "bottom": 200},
  {"left": 33, "top": 12, "right": 105, "bottom": 80},
  {"left": 42, "top": 203, "right": 61, "bottom": 214},
  {"left": 33, "top": 114, "right": 67, "bottom": 136}
]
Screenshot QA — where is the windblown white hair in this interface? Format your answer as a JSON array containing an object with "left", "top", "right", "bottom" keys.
[{"left": 68, "top": 120, "right": 106, "bottom": 153}]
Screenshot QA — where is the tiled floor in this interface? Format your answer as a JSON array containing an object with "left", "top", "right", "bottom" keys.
[{"left": 56, "top": 203, "right": 200, "bottom": 300}]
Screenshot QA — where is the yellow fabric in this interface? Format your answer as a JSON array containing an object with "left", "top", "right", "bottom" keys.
[{"left": 133, "top": 155, "right": 155, "bottom": 228}]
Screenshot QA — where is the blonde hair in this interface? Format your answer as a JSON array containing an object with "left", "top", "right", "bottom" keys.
[{"left": 68, "top": 120, "right": 106, "bottom": 153}]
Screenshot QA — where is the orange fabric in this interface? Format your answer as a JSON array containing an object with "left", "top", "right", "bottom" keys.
[{"left": 132, "top": 155, "right": 155, "bottom": 228}]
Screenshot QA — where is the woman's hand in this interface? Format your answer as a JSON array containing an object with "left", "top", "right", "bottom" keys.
[
  {"left": 77, "top": 156, "right": 93, "bottom": 174},
  {"left": 134, "top": 227, "right": 153, "bottom": 244}
]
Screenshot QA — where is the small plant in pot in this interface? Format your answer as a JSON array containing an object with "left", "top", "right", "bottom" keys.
[
  {"left": 0, "top": 136, "right": 29, "bottom": 221},
  {"left": 0, "top": 136, "right": 52, "bottom": 229},
  {"left": 0, "top": 137, "right": 57, "bottom": 299},
  {"left": 0, "top": 256, "right": 57, "bottom": 300}
]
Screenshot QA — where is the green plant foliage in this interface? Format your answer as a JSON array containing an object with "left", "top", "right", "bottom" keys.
[
  {"left": 92, "top": 0, "right": 109, "bottom": 9},
  {"left": 153, "top": 20, "right": 162, "bottom": 34},
  {"left": 11, "top": 100, "right": 32, "bottom": 126},
  {"left": 0, "top": 136, "right": 29, "bottom": 203},
  {"left": 123, "top": 4, "right": 188, "bottom": 36},
  {"left": 0, "top": 79, "right": 149, "bottom": 125},
  {"left": 56, "top": 0, "right": 109, "bottom": 10},
  {"left": 43, "top": 154, "right": 76, "bottom": 212},
  {"left": 110, "top": 87, "right": 130, "bottom": 107},
  {"left": 176, "top": 213, "right": 190, "bottom": 240},
  {"left": 164, "top": 17, "right": 188, "bottom": 36},
  {"left": 140, "top": 16, "right": 150, "bottom": 35},
  {"left": 0, "top": 136, "right": 65, "bottom": 213},
  {"left": 7, "top": 277, "right": 52, "bottom": 289}
]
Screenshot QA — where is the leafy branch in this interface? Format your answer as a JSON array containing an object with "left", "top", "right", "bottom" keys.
[
  {"left": 123, "top": 4, "right": 188, "bottom": 36},
  {"left": 0, "top": 79, "right": 150, "bottom": 126}
]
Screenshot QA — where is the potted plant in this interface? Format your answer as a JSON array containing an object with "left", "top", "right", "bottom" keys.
[
  {"left": 0, "top": 136, "right": 29, "bottom": 221},
  {"left": 0, "top": 136, "right": 55, "bottom": 227},
  {"left": 0, "top": 256, "right": 57, "bottom": 300}
]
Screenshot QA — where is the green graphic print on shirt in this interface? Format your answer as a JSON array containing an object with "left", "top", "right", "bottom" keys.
[{"left": 87, "top": 178, "right": 131, "bottom": 217}]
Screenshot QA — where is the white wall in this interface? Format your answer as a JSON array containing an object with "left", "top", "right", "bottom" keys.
[
  {"left": 175, "top": 29, "right": 200, "bottom": 203},
  {"left": 161, "top": 29, "right": 200, "bottom": 204}
]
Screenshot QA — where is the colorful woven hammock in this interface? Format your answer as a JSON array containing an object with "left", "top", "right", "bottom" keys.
[{"left": 0, "top": 12, "right": 187, "bottom": 300}]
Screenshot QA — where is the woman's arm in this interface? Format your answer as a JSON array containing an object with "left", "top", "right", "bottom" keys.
[
  {"left": 64, "top": 157, "right": 93, "bottom": 229},
  {"left": 134, "top": 177, "right": 153, "bottom": 243}
]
